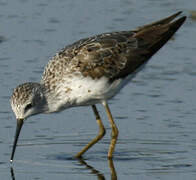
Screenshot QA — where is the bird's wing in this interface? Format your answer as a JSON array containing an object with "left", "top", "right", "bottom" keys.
[
  {"left": 42, "top": 12, "right": 186, "bottom": 84},
  {"left": 62, "top": 31, "right": 138, "bottom": 79}
]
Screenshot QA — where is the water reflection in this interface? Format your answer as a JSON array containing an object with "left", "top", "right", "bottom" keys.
[
  {"left": 0, "top": 35, "right": 6, "bottom": 43},
  {"left": 78, "top": 158, "right": 117, "bottom": 180},
  {"left": 190, "top": 10, "right": 196, "bottom": 21},
  {"left": 10, "top": 158, "right": 117, "bottom": 180},
  {"left": 10, "top": 167, "right": 15, "bottom": 180},
  {"left": 78, "top": 158, "right": 105, "bottom": 180},
  {"left": 108, "top": 159, "right": 117, "bottom": 180}
]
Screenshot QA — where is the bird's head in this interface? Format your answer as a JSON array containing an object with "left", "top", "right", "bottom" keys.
[
  {"left": 10, "top": 82, "right": 46, "bottom": 119},
  {"left": 10, "top": 82, "right": 47, "bottom": 162}
]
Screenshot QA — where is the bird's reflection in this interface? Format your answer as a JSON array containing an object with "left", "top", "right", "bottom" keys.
[
  {"left": 10, "top": 158, "right": 117, "bottom": 180},
  {"left": 78, "top": 157, "right": 117, "bottom": 180},
  {"left": 10, "top": 167, "right": 15, "bottom": 180},
  {"left": 108, "top": 159, "right": 117, "bottom": 180},
  {"left": 78, "top": 158, "right": 105, "bottom": 180}
]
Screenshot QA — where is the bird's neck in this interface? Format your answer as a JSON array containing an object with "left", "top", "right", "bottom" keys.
[{"left": 41, "top": 83, "right": 73, "bottom": 113}]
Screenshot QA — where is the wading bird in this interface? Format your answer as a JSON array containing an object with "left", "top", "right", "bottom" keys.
[{"left": 10, "top": 12, "right": 186, "bottom": 162}]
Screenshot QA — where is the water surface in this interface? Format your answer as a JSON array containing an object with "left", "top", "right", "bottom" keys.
[{"left": 0, "top": 0, "right": 196, "bottom": 179}]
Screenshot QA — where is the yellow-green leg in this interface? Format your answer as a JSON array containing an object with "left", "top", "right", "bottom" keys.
[
  {"left": 103, "top": 101, "right": 119, "bottom": 159},
  {"left": 75, "top": 105, "right": 106, "bottom": 158}
]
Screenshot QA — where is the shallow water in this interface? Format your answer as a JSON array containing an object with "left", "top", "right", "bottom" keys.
[{"left": 0, "top": 0, "right": 196, "bottom": 179}]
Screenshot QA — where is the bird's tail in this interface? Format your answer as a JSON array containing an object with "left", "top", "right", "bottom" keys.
[
  {"left": 133, "top": 11, "right": 184, "bottom": 32},
  {"left": 133, "top": 11, "right": 186, "bottom": 58}
]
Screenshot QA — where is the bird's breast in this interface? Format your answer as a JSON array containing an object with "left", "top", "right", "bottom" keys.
[{"left": 46, "top": 73, "right": 125, "bottom": 112}]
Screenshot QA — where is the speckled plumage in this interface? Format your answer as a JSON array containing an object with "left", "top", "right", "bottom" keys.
[
  {"left": 11, "top": 11, "right": 186, "bottom": 115},
  {"left": 41, "top": 31, "right": 136, "bottom": 91},
  {"left": 11, "top": 83, "right": 40, "bottom": 106},
  {"left": 10, "top": 12, "right": 186, "bottom": 161}
]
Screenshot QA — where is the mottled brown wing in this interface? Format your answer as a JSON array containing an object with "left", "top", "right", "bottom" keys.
[
  {"left": 132, "top": 11, "right": 182, "bottom": 32},
  {"left": 111, "top": 13, "right": 186, "bottom": 81},
  {"left": 62, "top": 12, "right": 186, "bottom": 81},
  {"left": 42, "top": 32, "right": 136, "bottom": 83},
  {"left": 63, "top": 31, "right": 138, "bottom": 79},
  {"left": 42, "top": 12, "right": 186, "bottom": 85}
]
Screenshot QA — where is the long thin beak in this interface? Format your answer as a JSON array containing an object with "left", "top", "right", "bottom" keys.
[{"left": 10, "top": 118, "right": 24, "bottom": 163}]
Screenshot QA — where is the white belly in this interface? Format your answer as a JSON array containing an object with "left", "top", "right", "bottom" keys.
[
  {"left": 46, "top": 71, "right": 136, "bottom": 112},
  {"left": 63, "top": 75, "right": 122, "bottom": 105}
]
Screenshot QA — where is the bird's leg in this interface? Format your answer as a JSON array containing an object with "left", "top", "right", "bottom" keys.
[
  {"left": 75, "top": 105, "right": 106, "bottom": 158},
  {"left": 102, "top": 101, "right": 119, "bottom": 159}
]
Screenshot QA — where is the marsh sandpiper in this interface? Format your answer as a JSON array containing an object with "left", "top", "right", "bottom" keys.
[{"left": 10, "top": 12, "right": 186, "bottom": 162}]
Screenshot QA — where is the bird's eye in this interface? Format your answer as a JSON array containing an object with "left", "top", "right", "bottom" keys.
[{"left": 24, "top": 103, "right": 33, "bottom": 112}]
